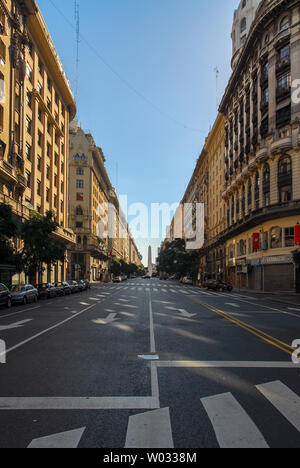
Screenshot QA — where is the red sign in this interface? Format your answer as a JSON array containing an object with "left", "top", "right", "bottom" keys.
[
  {"left": 253, "top": 233, "right": 260, "bottom": 251},
  {"left": 295, "top": 226, "right": 300, "bottom": 246}
]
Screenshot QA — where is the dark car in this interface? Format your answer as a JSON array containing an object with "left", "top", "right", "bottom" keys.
[
  {"left": 78, "top": 280, "right": 86, "bottom": 292},
  {"left": 55, "top": 282, "right": 72, "bottom": 296},
  {"left": 83, "top": 280, "right": 91, "bottom": 290},
  {"left": 37, "top": 283, "right": 58, "bottom": 299},
  {"left": 0, "top": 283, "right": 12, "bottom": 308},
  {"left": 204, "top": 280, "right": 233, "bottom": 292},
  {"left": 69, "top": 280, "right": 79, "bottom": 293},
  {"left": 11, "top": 284, "right": 38, "bottom": 305}
]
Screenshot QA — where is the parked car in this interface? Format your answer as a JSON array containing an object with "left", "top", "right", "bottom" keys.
[
  {"left": 113, "top": 276, "right": 122, "bottom": 283},
  {"left": 182, "top": 277, "right": 193, "bottom": 285},
  {"left": 37, "top": 283, "right": 58, "bottom": 299},
  {"left": 69, "top": 280, "right": 80, "bottom": 293},
  {"left": 55, "top": 282, "right": 72, "bottom": 296},
  {"left": 83, "top": 280, "right": 91, "bottom": 290},
  {"left": 121, "top": 275, "right": 128, "bottom": 282},
  {"left": 204, "top": 280, "right": 233, "bottom": 292},
  {"left": 11, "top": 284, "right": 38, "bottom": 305},
  {"left": 0, "top": 283, "right": 12, "bottom": 308},
  {"left": 77, "top": 280, "right": 86, "bottom": 292}
]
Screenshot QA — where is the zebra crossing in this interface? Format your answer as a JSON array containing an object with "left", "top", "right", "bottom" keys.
[
  {"left": 106, "top": 283, "right": 237, "bottom": 298},
  {"left": 26, "top": 380, "right": 300, "bottom": 448}
]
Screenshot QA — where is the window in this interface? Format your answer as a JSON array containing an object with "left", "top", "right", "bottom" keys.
[
  {"left": 54, "top": 174, "right": 57, "bottom": 187},
  {"left": 37, "top": 82, "right": 43, "bottom": 95},
  {"left": 38, "top": 108, "right": 42, "bottom": 122},
  {"left": 26, "top": 63, "right": 32, "bottom": 82},
  {"left": 26, "top": 143, "right": 31, "bottom": 161},
  {"left": 280, "top": 185, "right": 292, "bottom": 203},
  {"left": 76, "top": 222, "right": 83, "bottom": 228},
  {"left": 38, "top": 59, "right": 43, "bottom": 75},
  {"left": 46, "top": 188, "right": 50, "bottom": 202},
  {"left": 37, "top": 157, "right": 41, "bottom": 171},
  {"left": 26, "top": 91, "right": 32, "bottom": 108},
  {"left": 76, "top": 168, "right": 84, "bottom": 175},
  {"left": 46, "top": 165, "right": 50, "bottom": 179},
  {"left": 38, "top": 131, "right": 43, "bottom": 147},
  {"left": 279, "top": 155, "right": 292, "bottom": 177},
  {"left": 77, "top": 193, "right": 84, "bottom": 201},
  {"left": 0, "top": 38, "right": 6, "bottom": 65},
  {"left": 263, "top": 164, "right": 270, "bottom": 207},
  {"left": 280, "top": 16, "right": 290, "bottom": 31},
  {"left": 76, "top": 180, "right": 84, "bottom": 188},
  {"left": 285, "top": 227, "right": 294, "bottom": 247},
  {"left": 26, "top": 171, "right": 31, "bottom": 188},
  {"left": 279, "top": 45, "right": 290, "bottom": 61},
  {"left": 26, "top": 117, "right": 32, "bottom": 135},
  {"left": 241, "top": 35, "right": 246, "bottom": 45},
  {"left": 76, "top": 206, "right": 83, "bottom": 216},
  {"left": 270, "top": 227, "right": 282, "bottom": 249},
  {"left": 254, "top": 172, "right": 260, "bottom": 209},
  {"left": 37, "top": 180, "right": 41, "bottom": 196},
  {"left": 278, "top": 73, "right": 291, "bottom": 90},
  {"left": 241, "top": 18, "right": 247, "bottom": 33}
]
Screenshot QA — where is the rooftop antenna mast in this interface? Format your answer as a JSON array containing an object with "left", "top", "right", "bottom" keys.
[
  {"left": 74, "top": 0, "right": 80, "bottom": 106},
  {"left": 214, "top": 67, "right": 219, "bottom": 113}
]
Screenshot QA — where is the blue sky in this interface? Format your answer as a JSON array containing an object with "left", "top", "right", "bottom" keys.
[{"left": 38, "top": 0, "right": 239, "bottom": 264}]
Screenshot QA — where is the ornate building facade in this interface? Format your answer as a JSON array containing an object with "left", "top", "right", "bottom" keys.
[
  {"left": 220, "top": 0, "right": 300, "bottom": 291},
  {"left": 0, "top": 0, "right": 76, "bottom": 284}
]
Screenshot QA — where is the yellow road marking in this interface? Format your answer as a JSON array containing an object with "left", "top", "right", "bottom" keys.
[{"left": 188, "top": 297, "right": 295, "bottom": 356}]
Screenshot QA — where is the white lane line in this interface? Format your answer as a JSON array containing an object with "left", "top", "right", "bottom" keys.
[
  {"left": 28, "top": 427, "right": 85, "bottom": 448},
  {"left": 0, "top": 397, "right": 160, "bottom": 410},
  {"left": 256, "top": 381, "right": 300, "bottom": 432},
  {"left": 155, "top": 361, "right": 297, "bottom": 368},
  {"left": 125, "top": 408, "right": 174, "bottom": 448},
  {"left": 225, "top": 303, "right": 240, "bottom": 308},
  {"left": 0, "top": 306, "right": 40, "bottom": 320},
  {"left": 201, "top": 393, "right": 269, "bottom": 448},
  {"left": 149, "top": 291, "right": 156, "bottom": 354},
  {"left": 288, "top": 308, "right": 300, "bottom": 312},
  {"left": 4, "top": 304, "right": 96, "bottom": 356}
]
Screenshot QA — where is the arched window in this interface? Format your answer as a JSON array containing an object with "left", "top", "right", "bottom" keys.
[
  {"left": 280, "top": 16, "right": 290, "bottom": 31},
  {"left": 278, "top": 155, "right": 292, "bottom": 177},
  {"left": 76, "top": 206, "right": 83, "bottom": 216},
  {"left": 278, "top": 155, "right": 292, "bottom": 203},
  {"left": 241, "top": 18, "right": 247, "bottom": 33},
  {"left": 263, "top": 164, "right": 270, "bottom": 207},
  {"left": 248, "top": 180, "right": 252, "bottom": 209},
  {"left": 77, "top": 235, "right": 81, "bottom": 245},
  {"left": 254, "top": 172, "right": 260, "bottom": 209}
]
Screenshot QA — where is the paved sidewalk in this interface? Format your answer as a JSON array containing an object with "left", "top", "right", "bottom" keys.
[{"left": 232, "top": 287, "right": 300, "bottom": 308}]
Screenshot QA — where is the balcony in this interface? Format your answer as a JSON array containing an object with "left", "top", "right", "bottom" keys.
[
  {"left": 0, "top": 159, "right": 17, "bottom": 183},
  {"left": 0, "top": 193, "right": 30, "bottom": 220},
  {"left": 271, "top": 135, "right": 292, "bottom": 154}
]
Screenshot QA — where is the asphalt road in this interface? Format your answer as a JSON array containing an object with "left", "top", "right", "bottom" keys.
[{"left": 0, "top": 278, "right": 299, "bottom": 448}]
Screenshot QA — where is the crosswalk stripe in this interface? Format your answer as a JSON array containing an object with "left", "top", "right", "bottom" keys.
[
  {"left": 201, "top": 392, "right": 269, "bottom": 448},
  {"left": 256, "top": 381, "right": 300, "bottom": 432},
  {"left": 125, "top": 408, "right": 174, "bottom": 448},
  {"left": 28, "top": 427, "right": 85, "bottom": 448}
]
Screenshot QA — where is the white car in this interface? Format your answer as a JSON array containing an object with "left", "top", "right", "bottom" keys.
[{"left": 182, "top": 277, "right": 193, "bottom": 285}]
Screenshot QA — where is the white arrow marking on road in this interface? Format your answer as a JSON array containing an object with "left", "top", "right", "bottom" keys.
[
  {"left": 125, "top": 408, "right": 174, "bottom": 448},
  {"left": 92, "top": 313, "right": 118, "bottom": 325},
  {"left": 0, "top": 319, "right": 32, "bottom": 331},
  {"left": 225, "top": 303, "right": 240, "bottom": 308},
  {"left": 178, "top": 309, "right": 196, "bottom": 319},
  {"left": 28, "top": 427, "right": 86, "bottom": 448}
]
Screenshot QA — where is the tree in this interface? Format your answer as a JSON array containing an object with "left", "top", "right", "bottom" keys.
[
  {"left": 20, "top": 211, "right": 66, "bottom": 282},
  {"left": 109, "top": 258, "right": 123, "bottom": 277},
  {"left": 0, "top": 203, "right": 20, "bottom": 268},
  {"left": 157, "top": 239, "right": 199, "bottom": 278}
]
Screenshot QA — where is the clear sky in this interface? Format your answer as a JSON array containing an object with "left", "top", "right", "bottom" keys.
[{"left": 38, "top": 0, "right": 240, "bottom": 264}]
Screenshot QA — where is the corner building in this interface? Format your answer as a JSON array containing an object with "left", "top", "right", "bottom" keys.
[{"left": 220, "top": 0, "right": 300, "bottom": 292}]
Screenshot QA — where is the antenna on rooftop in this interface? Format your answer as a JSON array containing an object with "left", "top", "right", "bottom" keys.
[{"left": 74, "top": 0, "right": 80, "bottom": 106}]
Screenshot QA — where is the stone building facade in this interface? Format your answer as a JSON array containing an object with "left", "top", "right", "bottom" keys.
[
  {"left": 220, "top": 0, "right": 300, "bottom": 292},
  {"left": 0, "top": 0, "right": 76, "bottom": 285}
]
